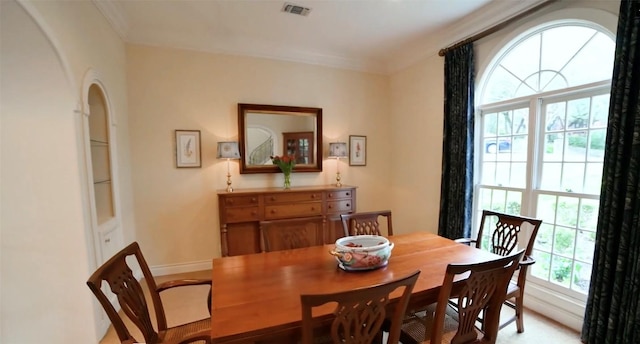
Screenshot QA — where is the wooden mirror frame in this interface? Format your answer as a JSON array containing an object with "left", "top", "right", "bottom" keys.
[{"left": 238, "top": 103, "right": 323, "bottom": 174}]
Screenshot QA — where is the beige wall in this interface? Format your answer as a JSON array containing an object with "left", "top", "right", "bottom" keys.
[
  {"left": 127, "top": 45, "right": 392, "bottom": 264},
  {"left": 389, "top": 54, "right": 445, "bottom": 235},
  {"left": 1, "top": 0, "right": 130, "bottom": 342}
]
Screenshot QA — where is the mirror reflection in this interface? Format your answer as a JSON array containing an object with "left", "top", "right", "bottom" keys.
[{"left": 238, "top": 104, "right": 323, "bottom": 174}]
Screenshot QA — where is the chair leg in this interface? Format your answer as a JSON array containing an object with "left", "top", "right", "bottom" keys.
[{"left": 515, "top": 295, "right": 524, "bottom": 333}]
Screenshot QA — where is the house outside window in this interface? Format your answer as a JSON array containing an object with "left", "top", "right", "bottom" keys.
[{"left": 475, "top": 23, "right": 615, "bottom": 302}]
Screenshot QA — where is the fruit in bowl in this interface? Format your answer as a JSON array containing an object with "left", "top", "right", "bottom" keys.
[{"left": 330, "top": 235, "right": 394, "bottom": 271}]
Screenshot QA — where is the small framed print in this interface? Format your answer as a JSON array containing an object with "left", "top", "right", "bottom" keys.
[
  {"left": 349, "top": 135, "right": 366, "bottom": 166},
  {"left": 175, "top": 130, "right": 201, "bottom": 168}
]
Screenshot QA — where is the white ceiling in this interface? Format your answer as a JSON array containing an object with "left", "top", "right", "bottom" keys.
[{"left": 93, "top": 0, "right": 547, "bottom": 74}]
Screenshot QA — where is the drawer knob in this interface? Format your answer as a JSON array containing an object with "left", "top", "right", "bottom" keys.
[
  {"left": 251, "top": 198, "right": 257, "bottom": 203},
  {"left": 328, "top": 205, "right": 333, "bottom": 209},
  {"left": 328, "top": 194, "right": 333, "bottom": 198},
  {"left": 271, "top": 210, "right": 276, "bottom": 214},
  {"left": 311, "top": 194, "right": 316, "bottom": 199},
  {"left": 105, "top": 238, "right": 111, "bottom": 243},
  {"left": 346, "top": 192, "right": 350, "bottom": 196},
  {"left": 227, "top": 199, "right": 234, "bottom": 204},
  {"left": 346, "top": 203, "right": 350, "bottom": 207},
  {"left": 270, "top": 196, "right": 276, "bottom": 201}
]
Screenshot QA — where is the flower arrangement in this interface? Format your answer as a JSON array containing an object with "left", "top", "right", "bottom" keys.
[
  {"left": 271, "top": 155, "right": 296, "bottom": 188},
  {"left": 271, "top": 155, "right": 296, "bottom": 174}
]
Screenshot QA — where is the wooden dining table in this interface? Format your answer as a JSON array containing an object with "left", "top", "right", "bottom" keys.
[{"left": 210, "top": 231, "right": 499, "bottom": 343}]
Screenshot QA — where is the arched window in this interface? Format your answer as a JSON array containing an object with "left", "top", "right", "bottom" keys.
[{"left": 475, "top": 22, "right": 615, "bottom": 299}]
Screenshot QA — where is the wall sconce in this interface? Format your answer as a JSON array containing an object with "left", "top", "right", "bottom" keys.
[
  {"left": 216, "top": 141, "right": 241, "bottom": 192},
  {"left": 328, "top": 142, "right": 348, "bottom": 187}
]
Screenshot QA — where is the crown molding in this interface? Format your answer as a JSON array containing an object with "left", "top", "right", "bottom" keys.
[
  {"left": 387, "top": 0, "right": 550, "bottom": 73},
  {"left": 92, "top": 0, "right": 129, "bottom": 39}
]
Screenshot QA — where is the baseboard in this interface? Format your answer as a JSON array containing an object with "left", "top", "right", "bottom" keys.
[
  {"left": 150, "top": 259, "right": 212, "bottom": 276},
  {"left": 524, "top": 282, "right": 585, "bottom": 332}
]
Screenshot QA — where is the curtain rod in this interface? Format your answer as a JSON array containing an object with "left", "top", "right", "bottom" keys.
[{"left": 438, "top": 0, "right": 561, "bottom": 56}]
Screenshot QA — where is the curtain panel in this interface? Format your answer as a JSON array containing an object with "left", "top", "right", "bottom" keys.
[
  {"left": 582, "top": 1, "right": 640, "bottom": 343},
  {"left": 438, "top": 43, "right": 475, "bottom": 240}
]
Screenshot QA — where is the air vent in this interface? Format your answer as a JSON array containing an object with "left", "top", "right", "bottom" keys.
[{"left": 282, "top": 2, "right": 311, "bottom": 16}]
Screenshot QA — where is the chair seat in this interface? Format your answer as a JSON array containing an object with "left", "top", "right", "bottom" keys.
[
  {"left": 161, "top": 317, "right": 211, "bottom": 343},
  {"left": 401, "top": 305, "right": 483, "bottom": 344},
  {"left": 506, "top": 280, "right": 520, "bottom": 298}
]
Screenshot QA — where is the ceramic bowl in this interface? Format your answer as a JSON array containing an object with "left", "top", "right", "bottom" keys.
[{"left": 330, "top": 235, "right": 394, "bottom": 271}]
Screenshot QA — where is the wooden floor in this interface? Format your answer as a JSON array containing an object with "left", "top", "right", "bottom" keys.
[{"left": 99, "top": 270, "right": 582, "bottom": 344}]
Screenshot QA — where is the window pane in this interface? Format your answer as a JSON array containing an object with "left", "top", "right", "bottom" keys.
[
  {"left": 579, "top": 199, "right": 600, "bottom": 230},
  {"left": 588, "top": 129, "right": 606, "bottom": 161},
  {"left": 481, "top": 162, "right": 497, "bottom": 184},
  {"left": 556, "top": 196, "right": 579, "bottom": 227},
  {"left": 584, "top": 163, "right": 603, "bottom": 194},
  {"left": 532, "top": 249, "right": 551, "bottom": 280},
  {"left": 496, "top": 162, "right": 510, "bottom": 186},
  {"left": 566, "top": 131, "right": 588, "bottom": 162},
  {"left": 500, "top": 33, "right": 541, "bottom": 91},
  {"left": 561, "top": 162, "right": 584, "bottom": 192},
  {"left": 490, "top": 189, "right": 507, "bottom": 211},
  {"left": 576, "top": 229, "right": 596, "bottom": 262},
  {"left": 505, "top": 191, "right": 522, "bottom": 214},
  {"left": 511, "top": 162, "right": 527, "bottom": 187},
  {"left": 541, "top": 162, "right": 562, "bottom": 190},
  {"left": 573, "top": 261, "right": 592, "bottom": 294},
  {"left": 551, "top": 255, "right": 573, "bottom": 287},
  {"left": 591, "top": 94, "right": 609, "bottom": 128},
  {"left": 553, "top": 226, "right": 576, "bottom": 256},
  {"left": 536, "top": 223, "right": 554, "bottom": 252},
  {"left": 567, "top": 98, "right": 591, "bottom": 130},
  {"left": 537, "top": 194, "right": 558, "bottom": 224}
]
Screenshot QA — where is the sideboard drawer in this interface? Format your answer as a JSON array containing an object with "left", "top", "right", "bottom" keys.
[
  {"left": 327, "top": 200, "right": 352, "bottom": 214},
  {"left": 218, "top": 186, "right": 356, "bottom": 256},
  {"left": 225, "top": 207, "right": 260, "bottom": 222},
  {"left": 223, "top": 196, "right": 259, "bottom": 207},
  {"left": 327, "top": 190, "right": 353, "bottom": 200},
  {"left": 265, "top": 203, "right": 322, "bottom": 219},
  {"left": 264, "top": 192, "right": 322, "bottom": 204}
]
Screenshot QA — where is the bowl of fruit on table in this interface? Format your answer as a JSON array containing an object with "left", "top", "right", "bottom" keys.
[{"left": 330, "top": 235, "right": 394, "bottom": 271}]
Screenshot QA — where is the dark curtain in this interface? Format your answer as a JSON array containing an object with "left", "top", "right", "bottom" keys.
[
  {"left": 582, "top": 1, "right": 640, "bottom": 343},
  {"left": 438, "top": 43, "right": 475, "bottom": 240}
]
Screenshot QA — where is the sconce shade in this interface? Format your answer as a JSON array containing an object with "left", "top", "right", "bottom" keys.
[
  {"left": 328, "top": 142, "right": 348, "bottom": 158},
  {"left": 217, "top": 142, "right": 241, "bottom": 159}
]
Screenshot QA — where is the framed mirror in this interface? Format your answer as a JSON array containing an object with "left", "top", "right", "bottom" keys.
[{"left": 238, "top": 103, "right": 323, "bottom": 174}]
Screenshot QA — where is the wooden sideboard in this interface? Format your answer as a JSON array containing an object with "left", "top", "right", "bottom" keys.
[{"left": 217, "top": 185, "right": 356, "bottom": 256}]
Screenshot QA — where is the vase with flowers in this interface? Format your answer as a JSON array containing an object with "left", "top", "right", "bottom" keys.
[{"left": 271, "top": 155, "right": 296, "bottom": 189}]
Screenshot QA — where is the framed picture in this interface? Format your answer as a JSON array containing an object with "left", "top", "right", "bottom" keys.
[
  {"left": 175, "top": 130, "right": 201, "bottom": 168},
  {"left": 349, "top": 135, "right": 367, "bottom": 166}
]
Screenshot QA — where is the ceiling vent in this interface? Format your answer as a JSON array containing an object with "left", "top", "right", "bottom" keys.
[{"left": 282, "top": 2, "right": 311, "bottom": 16}]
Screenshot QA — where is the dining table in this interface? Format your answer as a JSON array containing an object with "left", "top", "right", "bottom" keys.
[{"left": 210, "top": 231, "right": 500, "bottom": 343}]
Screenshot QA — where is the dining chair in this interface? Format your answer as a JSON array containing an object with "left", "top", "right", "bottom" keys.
[
  {"left": 400, "top": 249, "right": 525, "bottom": 344},
  {"left": 260, "top": 216, "right": 325, "bottom": 252},
  {"left": 87, "top": 242, "right": 212, "bottom": 344},
  {"left": 300, "top": 270, "right": 420, "bottom": 344},
  {"left": 340, "top": 210, "right": 393, "bottom": 237},
  {"left": 456, "top": 210, "right": 543, "bottom": 333}
]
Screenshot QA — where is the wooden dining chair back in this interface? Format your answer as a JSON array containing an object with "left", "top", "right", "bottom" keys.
[
  {"left": 301, "top": 270, "right": 420, "bottom": 344},
  {"left": 340, "top": 210, "right": 393, "bottom": 237},
  {"left": 458, "top": 210, "right": 543, "bottom": 332},
  {"left": 87, "top": 242, "right": 212, "bottom": 344},
  {"left": 260, "top": 216, "right": 325, "bottom": 252},
  {"left": 401, "top": 250, "right": 524, "bottom": 344}
]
